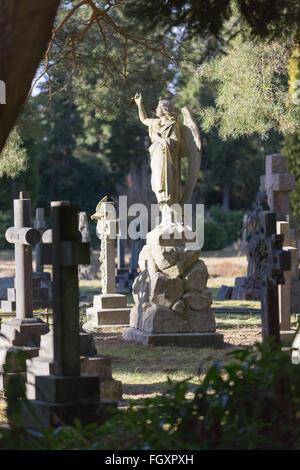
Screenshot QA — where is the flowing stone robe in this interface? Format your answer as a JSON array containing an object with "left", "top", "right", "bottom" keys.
[{"left": 148, "top": 117, "right": 181, "bottom": 206}]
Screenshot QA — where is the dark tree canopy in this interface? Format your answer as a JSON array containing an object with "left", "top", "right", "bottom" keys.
[{"left": 125, "top": 0, "right": 300, "bottom": 42}]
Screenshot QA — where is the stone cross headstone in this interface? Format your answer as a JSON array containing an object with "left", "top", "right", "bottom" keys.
[
  {"left": 94, "top": 200, "right": 117, "bottom": 294},
  {"left": 23, "top": 202, "right": 102, "bottom": 430},
  {"left": 0, "top": 192, "right": 49, "bottom": 389},
  {"left": 250, "top": 210, "right": 291, "bottom": 343},
  {"left": 5, "top": 191, "right": 40, "bottom": 318},
  {"left": 84, "top": 198, "right": 130, "bottom": 328},
  {"left": 261, "top": 154, "right": 295, "bottom": 221},
  {"left": 261, "top": 153, "right": 300, "bottom": 313}
]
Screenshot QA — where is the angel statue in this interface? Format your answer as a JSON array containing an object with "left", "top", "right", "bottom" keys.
[{"left": 134, "top": 92, "right": 201, "bottom": 226}]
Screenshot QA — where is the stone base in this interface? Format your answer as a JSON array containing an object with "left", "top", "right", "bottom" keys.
[
  {"left": 84, "top": 293, "right": 130, "bottom": 328},
  {"left": 100, "top": 379, "right": 123, "bottom": 401},
  {"left": 280, "top": 329, "right": 296, "bottom": 347},
  {"left": 22, "top": 374, "right": 102, "bottom": 431},
  {"left": 26, "top": 347, "right": 122, "bottom": 401},
  {"left": 123, "top": 328, "right": 224, "bottom": 348},
  {"left": 22, "top": 400, "right": 102, "bottom": 431},
  {"left": 0, "top": 318, "right": 49, "bottom": 347},
  {"left": 34, "top": 374, "right": 99, "bottom": 402},
  {"left": 0, "top": 345, "right": 40, "bottom": 390}
]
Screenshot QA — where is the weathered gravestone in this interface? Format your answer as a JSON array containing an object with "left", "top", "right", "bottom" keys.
[
  {"left": 1, "top": 205, "right": 52, "bottom": 312},
  {"left": 216, "top": 285, "right": 233, "bottom": 301},
  {"left": 28, "top": 202, "right": 122, "bottom": 402},
  {"left": 249, "top": 208, "right": 291, "bottom": 343},
  {"left": 227, "top": 155, "right": 300, "bottom": 314},
  {"left": 78, "top": 211, "right": 98, "bottom": 280},
  {"left": 0, "top": 277, "right": 14, "bottom": 301},
  {"left": 23, "top": 202, "right": 103, "bottom": 430},
  {"left": 0, "top": 192, "right": 49, "bottom": 389},
  {"left": 260, "top": 153, "right": 300, "bottom": 314},
  {"left": 84, "top": 198, "right": 130, "bottom": 329},
  {"left": 231, "top": 192, "right": 269, "bottom": 302}
]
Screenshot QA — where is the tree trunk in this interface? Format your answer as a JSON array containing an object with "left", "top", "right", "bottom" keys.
[
  {"left": 222, "top": 180, "right": 231, "bottom": 211},
  {"left": 0, "top": 0, "right": 61, "bottom": 152}
]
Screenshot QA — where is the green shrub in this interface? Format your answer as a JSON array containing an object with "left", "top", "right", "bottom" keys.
[
  {"left": 209, "top": 205, "right": 247, "bottom": 245},
  {"left": 203, "top": 218, "right": 228, "bottom": 250},
  {"left": 2, "top": 340, "right": 300, "bottom": 450}
]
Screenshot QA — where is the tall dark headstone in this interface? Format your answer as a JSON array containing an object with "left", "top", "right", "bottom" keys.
[{"left": 23, "top": 202, "right": 102, "bottom": 430}]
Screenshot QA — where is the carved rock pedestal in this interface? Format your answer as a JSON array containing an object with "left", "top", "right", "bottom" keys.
[{"left": 123, "top": 226, "right": 223, "bottom": 347}]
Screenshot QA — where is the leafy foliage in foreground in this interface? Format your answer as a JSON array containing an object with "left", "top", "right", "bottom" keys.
[{"left": 1, "top": 341, "right": 300, "bottom": 450}]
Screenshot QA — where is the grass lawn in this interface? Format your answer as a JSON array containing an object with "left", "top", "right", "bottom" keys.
[{"left": 93, "top": 328, "right": 239, "bottom": 405}]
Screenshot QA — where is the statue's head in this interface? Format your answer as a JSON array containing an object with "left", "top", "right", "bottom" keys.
[{"left": 156, "top": 99, "right": 175, "bottom": 118}]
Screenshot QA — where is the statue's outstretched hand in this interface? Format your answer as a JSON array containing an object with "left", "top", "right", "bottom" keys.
[{"left": 134, "top": 92, "right": 142, "bottom": 106}]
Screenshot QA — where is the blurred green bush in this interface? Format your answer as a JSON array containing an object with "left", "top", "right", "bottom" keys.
[{"left": 203, "top": 205, "right": 248, "bottom": 250}]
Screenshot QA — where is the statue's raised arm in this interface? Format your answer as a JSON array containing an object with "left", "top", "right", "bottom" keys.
[{"left": 134, "top": 92, "right": 151, "bottom": 126}]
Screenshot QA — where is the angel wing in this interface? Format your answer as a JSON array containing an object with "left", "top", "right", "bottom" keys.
[
  {"left": 180, "top": 107, "right": 202, "bottom": 204},
  {"left": 91, "top": 195, "right": 108, "bottom": 220}
]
